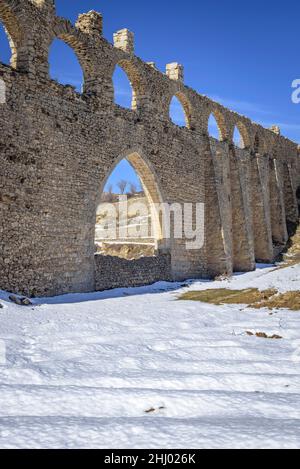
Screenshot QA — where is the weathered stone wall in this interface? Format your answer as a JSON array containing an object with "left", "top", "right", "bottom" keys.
[
  {"left": 0, "top": 0, "right": 299, "bottom": 297},
  {"left": 94, "top": 254, "right": 171, "bottom": 291}
]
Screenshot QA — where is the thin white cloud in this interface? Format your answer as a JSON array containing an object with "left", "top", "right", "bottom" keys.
[
  {"left": 209, "top": 94, "right": 300, "bottom": 141},
  {"left": 210, "top": 94, "right": 272, "bottom": 117},
  {"left": 259, "top": 120, "right": 300, "bottom": 133},
  {"left": 269, "top": 122, "right": 300, "bottom": 131}
]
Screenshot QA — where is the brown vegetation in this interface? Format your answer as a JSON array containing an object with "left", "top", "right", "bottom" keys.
[
  {"left": 246, "top": 331, "right": 283, "bottom": 339},
  {"left": 179, "top": 288, "right": 300, "bottom": 311},
  {"left": 252, "top": 291, "right": 300, "bottom": 311},
  {"left": 179, "top": 288, "right": 277, "bottom": 305}
]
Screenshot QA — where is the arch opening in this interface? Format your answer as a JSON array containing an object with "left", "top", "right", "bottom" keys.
[
  {"left": 0, "top": 21, "right": 13, "bottom": 66},
  {"left": 234, "top": 122, "right": 250, "bottom": 149},
  {"left": 49, "top": 38, "right": 84, "bottom": 92},
  {"left": 113, "top": 64, "right": 136, "bottom": 110},
  {"left": 207, "top": 109, "right": 227, "bottom": 142},
  {"left": 208, "top": 113, "right": 222, "bottom": 140},
  {"left": 233, "top": 125, "right": 245, "bottom": 149},
  {"left": 169, "top": 94, "right": 190, "bottom": 128},
  {"left": 0, "top": 3, "right": 22, "bottom": 70},
  {"left": 95, "top": 153, "right": 165, "bottom": 260}
]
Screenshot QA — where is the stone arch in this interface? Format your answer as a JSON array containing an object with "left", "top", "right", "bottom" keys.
[
  {"left": 51, "top": 20, "right": 96, "bottom": 94},
  {"left": 207, "top": 109, "right": 227, "bottom": 141},
  {"left": 95, "top": 149, "right": 167, "bottom": 249},
  {"left": 112, "top": 62, "right": 136, "bottom": 110},
  {"left": 207, "top": 112, "right": 222, "bottom": 140},
  {"left": 0, "top": 2, "right": 23, "bottom": 69},
  {"left": 232, "top": 122, "right": 250, "bottom": 149},
  {"left": 168, "top": 91, "right": 192, "bottom": 128},
  {"left": 49, "top": 38, "right": 84, "bottom": 91},
  {"left": 50, "top": 36, "right": 87, "bottom": 90},
  {"left": 176, "top": 92, "right": 193, "bottom": 125},
  {"left": 112, "top": 59, "right": 147, "bottom": 111},
  {"left": 0, "top": 21, "right": 11, "bottom": 65}
]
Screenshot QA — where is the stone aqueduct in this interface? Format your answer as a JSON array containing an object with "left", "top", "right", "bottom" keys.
[{"left": 0, "top": 0, "right": 299, "bottom": 297}]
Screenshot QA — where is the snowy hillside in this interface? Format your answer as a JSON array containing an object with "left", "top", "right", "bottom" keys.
[{"left": 0, "top": 264, "right": 299, "bottom": 449}]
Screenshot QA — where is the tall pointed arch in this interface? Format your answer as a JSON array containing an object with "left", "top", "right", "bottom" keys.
[
  {"left": 0, "top": 21, "right": 12, "bottom": 65},
  {"left": 233, "top": 126, "right": 244, "bottom": 149},
  {"left": 113, "top": 64, "right": 135, "bottom": 109},
  {"left": 95, "top": 150, "right": 167, "bottom": 256},
  {"left": 49, "top": 38, "right": 84, "bottom": 91},
  {"left": 207, "top": 110, "right": 227, "bottom": 141},
  {"left": 169, "top": 92, "right": 192, "bottom": 128},
  {"left": 112, "top": 60, "right": 146, "bottom": 111},
  {"left": 232, "top": 122, "right": 250, "bottom": 149},
  {"left": 208, "top": 113, "right": 221, "bottom": 140},
  {"left": 0, "top": 2, "right": 23, "bottom": 69}
]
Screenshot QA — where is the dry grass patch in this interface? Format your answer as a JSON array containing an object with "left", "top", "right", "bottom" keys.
[
  {"left": 252, "top": 291, "right": 300, "bottom": 311},
  {"left": 179, "top": 288, "right": 300, "bottom": 311},
  {"left": 179, "top": 288, "right": 277, "bottom": 305}
]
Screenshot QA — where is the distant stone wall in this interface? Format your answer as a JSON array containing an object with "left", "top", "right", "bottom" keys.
[{"left": 95, "top": 254, "right": 171, "bottom": 291}]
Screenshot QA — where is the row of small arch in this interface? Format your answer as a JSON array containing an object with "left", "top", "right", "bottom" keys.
[{"left": 0, "top": 17, "right": 264, "bottom": 152}]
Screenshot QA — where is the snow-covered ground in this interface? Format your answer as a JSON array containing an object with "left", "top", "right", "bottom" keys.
[{"left": 0, "top": 264, "right": 299, "bottom": 449}]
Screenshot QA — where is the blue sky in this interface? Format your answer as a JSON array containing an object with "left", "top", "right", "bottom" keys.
[
  {"left": 1, "top": 0, "right": 299, "bottom": 190},
  {"left": 104, "top": 159, "right": 142, "bottom": 194}
]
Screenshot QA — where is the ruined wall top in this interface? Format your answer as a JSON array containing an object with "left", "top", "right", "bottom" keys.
[{"left": 0, "top": 0, "right": 298, "bottom": 158}]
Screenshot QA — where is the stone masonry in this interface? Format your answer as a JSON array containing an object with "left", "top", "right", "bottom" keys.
[
  {"left": 0, "top": 0, "right": 299, "bottom": 297},
  {"left": 94, "top": 254, "right": 171, "bottom": 292}
]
